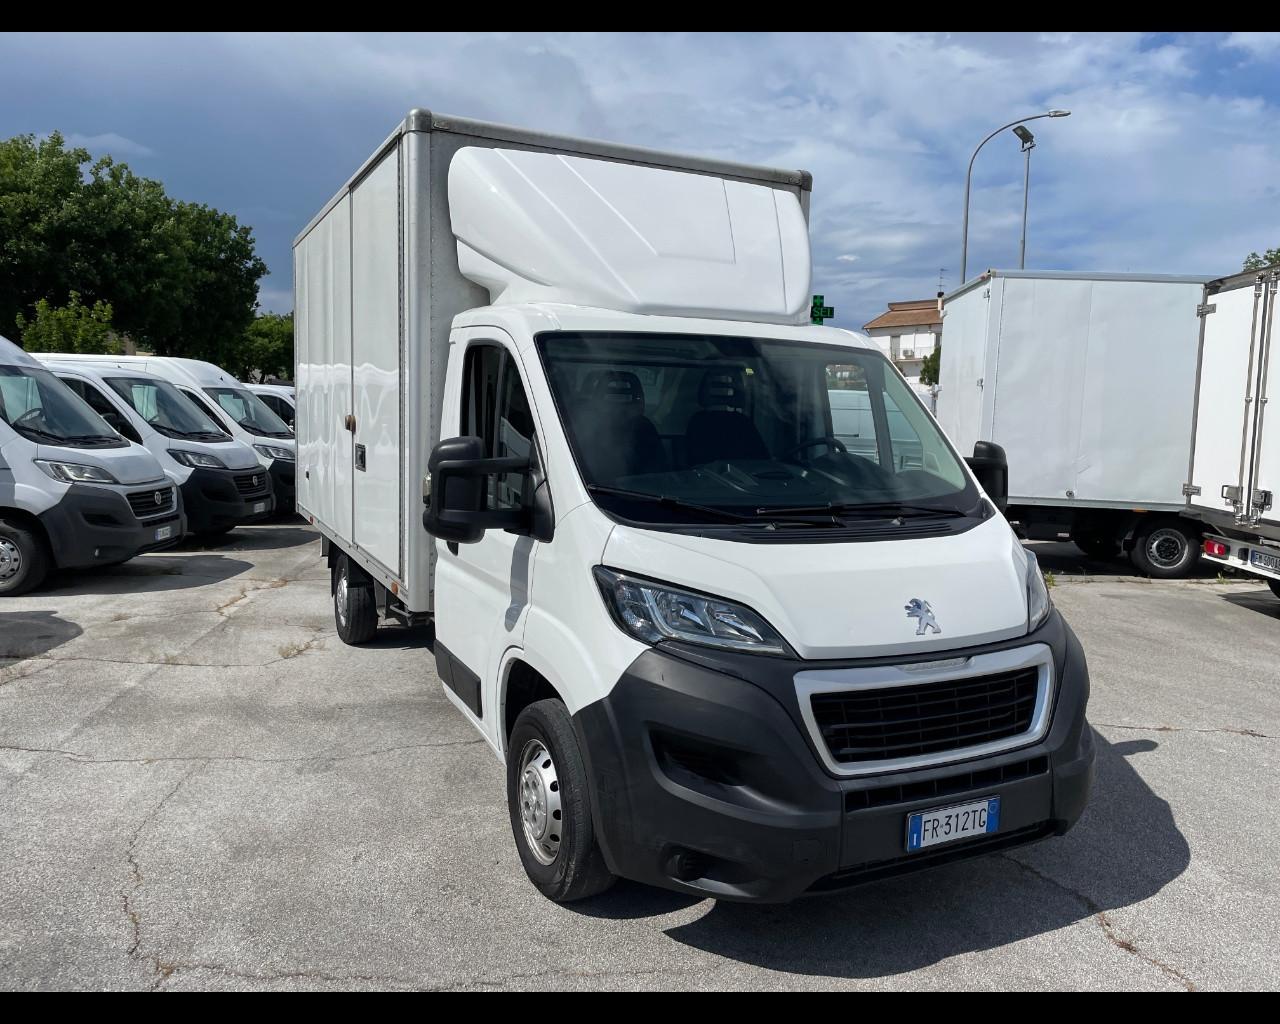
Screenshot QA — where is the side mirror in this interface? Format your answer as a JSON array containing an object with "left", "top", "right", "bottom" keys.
[
  {"left": 422, "top": 435, "right": 531, "bottom": 545},
  {"left": 966, "top": 441, "right": 1008, "bottom": 513}
]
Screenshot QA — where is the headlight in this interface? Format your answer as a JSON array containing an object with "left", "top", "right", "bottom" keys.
[
  {"left": 254, "top": 444, "right": 295, "bottom": 462},
  {"left": 169, "top": 450, "right": 226, "bottom": 469},
  {"left": 34, "top": 460, "right": 118, "bottom": 484},
  {"left": 593, "top": 567, "right": 789, "bottom": 655},
  {"left": 1025, "top": 550, "right": 1052, "bottom": 631}
]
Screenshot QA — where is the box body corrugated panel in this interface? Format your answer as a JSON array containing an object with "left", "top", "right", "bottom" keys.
[
  {"left": 937, "top": 272, "right": 1209, "bottom": 510},
  {"left": 294, "top": 111, "right": 811, "bottom": 613}
]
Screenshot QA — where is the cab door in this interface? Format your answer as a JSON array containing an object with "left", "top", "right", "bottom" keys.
[{"left": 432, "top": 329, "right": 541, "bottom": 749}]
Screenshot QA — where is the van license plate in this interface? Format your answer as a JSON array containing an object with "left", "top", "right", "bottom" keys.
[
  {"left": 907, "top": 796, "right": 1000, "bottom": 852},
  {"left": 1250, "top": 549, "right": 1280, "bottom": 572},
  {"left": 253, "top": 502, "right": 266, "bottom": 514},
  {"left": 154, "top": 525, "right": 173, "bottom": 542}
]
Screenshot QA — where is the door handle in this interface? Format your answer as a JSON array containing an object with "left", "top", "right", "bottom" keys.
[{"left": 344, "top": 414, "right": 356, "bottom": 433}]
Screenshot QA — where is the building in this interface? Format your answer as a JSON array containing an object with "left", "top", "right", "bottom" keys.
[{"left": 862, "top": 297, "right": 942, "bottom": 386}]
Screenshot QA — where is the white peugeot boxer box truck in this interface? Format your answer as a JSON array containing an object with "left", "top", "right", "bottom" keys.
[
  {"left": 32, "top": 355, "right": 297, "bottom": 515},
  {"left": 0, "top": 337, "right": 183, "bottom": 595},
  {"left": 35, "top": 358, "right": 274, "bottom": 536},
  {"left": 296, "top": 111, "right": 1093, "bottom": 903},
  {"left": 937, "top": 270, "right": 1213, "bottom": 578}
]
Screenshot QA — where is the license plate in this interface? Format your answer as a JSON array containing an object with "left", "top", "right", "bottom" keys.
[
  {"left": 907, "top": 796, "right": 1000, "bottom": 852},
  {"left": 1250, "top": 549, "right": 1280, "bottom": 572},
  {"left": 253, "top": 501, "right": 266, "bottom": 514},
  {"left": 154, "top": 525, "right": 173, "bottom": 542}
]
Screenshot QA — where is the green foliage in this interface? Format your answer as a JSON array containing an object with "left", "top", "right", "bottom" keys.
[
  {"left": 1243, "top": 248, "right": 1280, "bottom": 271},
  {"left": 14, "top": 292, "right": 120, "bottom": 354},
  {"left": 920, "top": 344, "right": 940, "bottom": 387},
  {"left": 0, "top": 131, "right": 266, "bottom": 362},
  {"left": 233, "top": 312, "right": 294, "bottom": 382}
]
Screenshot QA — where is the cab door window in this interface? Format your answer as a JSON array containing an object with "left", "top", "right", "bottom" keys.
[{"left": 461, "top": 343, "right": 535, "bottom": 511}]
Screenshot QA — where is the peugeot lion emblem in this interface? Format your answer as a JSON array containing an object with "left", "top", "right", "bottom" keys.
[
  {"left": 252, "top": 475, "right": 260, "bottom": 488},
  {"left": 905, "top": 598, "right": 941, "bottom": 636},
  {"left": 154, "top": 491, "right": 163, "bottom": 506}
]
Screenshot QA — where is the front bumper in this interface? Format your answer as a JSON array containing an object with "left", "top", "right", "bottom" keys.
[
  {"left": 37, "top": 483, "right": 185, "bottom": 569},
  {"left": 573, "top": 610, "right": 1093, "bottom": 903},
  {"left": 180, "top": 467, "right": 274, "bottom": 535},
  {"left": 268, "top": 459, "right": 296, "bottom": 512}
]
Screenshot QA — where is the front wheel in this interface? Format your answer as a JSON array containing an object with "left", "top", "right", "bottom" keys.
[
  {"left": 1130, "top": 519, "right": 1199, "bottom": 579},
  {"left": 332, "top": 553, "right": 378, "bottom": 645},
  {"left": 0, "top": 522, "right": 50, "bottom": 597},
  {"left": 507, "top": 699, "right": 615, "bottom": 903}
]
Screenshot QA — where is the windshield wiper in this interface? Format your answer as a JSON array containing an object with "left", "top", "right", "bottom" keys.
[
  {"left": 755, "top": 501, "right": 968, "bottom": 519},
  {"left": 587, "top": 485, "right": 757, "bottom": 523}
]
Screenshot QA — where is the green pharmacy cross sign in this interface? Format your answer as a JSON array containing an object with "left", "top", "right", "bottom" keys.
[{"left": 810, "top": 295, "right": 835, "bottom": 325}]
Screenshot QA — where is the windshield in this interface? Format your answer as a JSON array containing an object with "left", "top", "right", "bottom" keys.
[
  {"left": 106, "top": 376, "right": 230, "bottom": 441},
  {"left": 204, "top": 386, "right": 292, "bottom": 438},
  {"left": 0, "top": 365, "right": 126, "bottom": 448},
  {"left": 536, "top": 332, "right": 977, "bottom": 524}
]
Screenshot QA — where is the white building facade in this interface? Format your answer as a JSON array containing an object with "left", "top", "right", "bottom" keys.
[{"left": 862, "top": 298, "right": 942, "bottom": 387}]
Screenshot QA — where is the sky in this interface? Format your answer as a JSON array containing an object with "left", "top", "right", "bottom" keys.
[{"left": 2, "top": 31, "right": 1279, "bottom": 331}]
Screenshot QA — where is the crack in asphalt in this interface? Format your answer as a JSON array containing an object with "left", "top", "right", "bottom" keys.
[
  {"left": 1096, "top": 721, "right": 1271, "bottom": 740},
  {"left": 0, "top": 739, "right": 485, "bottom": 766},
  {"left": 215, "top": 578, "right": 290, "bottom": 618},
  {"left": 999, "top": 854, "right": 1196, "bottom": 991},
  {"left": 151, "top": 963, "right": 418, "bottom": 990}
]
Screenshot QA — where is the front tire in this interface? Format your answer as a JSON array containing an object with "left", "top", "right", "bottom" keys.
[
  {"left": 332, "top": 553, "right": 377, "bottom": 645},
  {"left": 507, "top": 699, "right": 615, "bottom": 903},
  {"left": 1130, "top": 519, "right": 1199, "bottom": 579},
  {"left": 0, "top": 522, "right": 49, "bottom": 597}
]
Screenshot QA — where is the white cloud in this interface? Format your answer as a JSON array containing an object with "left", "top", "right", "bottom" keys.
[
  {"left": 62, "top": 132, "right": 154, "bottom": 158},
  {"left": 1223, "top": 33, "right": 1280, "bottom": 59}
]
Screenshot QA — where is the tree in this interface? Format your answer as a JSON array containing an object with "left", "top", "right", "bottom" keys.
[
  {"left": 1244, "top": 248, "right": 1280, "bottom": 271},
  {"left": 232, "top": 312, "right": 294, "bottom": 382},
  {"left": 920, "top": 345, "right": 940, "bottom": 387},
  {"left": 15, "top": 292, "right": 121, "bottom": 354},
  {"left": 0, "top": 132, "right": 266, "bottom": 358}
]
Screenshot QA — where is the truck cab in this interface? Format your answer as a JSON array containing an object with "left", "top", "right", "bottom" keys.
[
  {"left": 245, "top": 383, "right": 295, "bottom": 429},
  {"left": 0, "top": 337, "right": 183, "bottom": 596},
  {"left": 35, "top": 359, "right": 273, "bottom": 536}
]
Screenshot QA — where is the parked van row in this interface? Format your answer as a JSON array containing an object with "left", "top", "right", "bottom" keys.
[{"left": 0, "top": 338, "right": 296, "bottom": 596}]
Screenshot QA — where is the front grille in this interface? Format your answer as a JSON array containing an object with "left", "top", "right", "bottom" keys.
[
  {"left": 811, "top": 667, "right": 1040, "bottom": 766},
  {"left": 234, "top": 472, "right": 269, "bottom": 496},
  {"left": 127, "top": 486, "right": 175, "bottom": 519},
  {"left": 845, "top": 756, "right": 1049, "bottom": 812}
]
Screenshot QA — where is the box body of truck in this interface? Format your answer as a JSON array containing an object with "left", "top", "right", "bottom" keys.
[{"left": 293, "top": 110, "right": 812, "bottom": 614}]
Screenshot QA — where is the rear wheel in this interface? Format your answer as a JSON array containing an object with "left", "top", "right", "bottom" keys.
[
  {"left": 1130, "top": 519, "right": 1199, "bottom": 579},
  {"left": 507, "top": 699, "right": 615, "bottom": 903},
  {"left": 0, "top": 522, "right": 49, "bottom": 597},
  {"left": 333, "top": 553, "right": 377, "bottom": 644},
  {"left": 1070, "top": 529, "right": 1121, "bottom": 561},
  {"left": 1267, "top": 578, "right": 1280, "bottom": 600}
]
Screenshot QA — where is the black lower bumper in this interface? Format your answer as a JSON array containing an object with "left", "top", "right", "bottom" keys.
[
  {"left": 37, "top": 484, "right": 185, "bottom": 569},
  {"left": 574, "top": 611, "right": 1093, "bottom": 903},
  {"left": 180, "top": 468, "right": 274, "bottom": 535},
  {"left": 268, "top": 459, "right": 296, "bottom": 513}
]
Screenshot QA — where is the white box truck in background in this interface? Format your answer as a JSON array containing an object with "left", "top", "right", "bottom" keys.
[
  {"left": 296, "top": 110, "right": 1092, "bottom": 903},
  {"left": 937, "top": 270, "right": 1213, "bottom": 578}
]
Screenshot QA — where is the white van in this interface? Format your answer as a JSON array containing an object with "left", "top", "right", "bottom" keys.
[
  {"left": 38, "top": 360, "right": 273, "bottom": 536},
  {"left": 245, "top": 383, "right": 295, "bottom": 429},
  {"left": 0, "top": 337, "right": 183, "bottom": 595},
  {"left": 296, "top": 112, "right": 1093, "bottom": 904},
  {"left": 31, "top": 355, "right": 297, "bottom": 514}
]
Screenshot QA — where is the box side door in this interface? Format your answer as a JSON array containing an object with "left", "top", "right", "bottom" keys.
[
  {"left": 1189, "top": 274, "right": 1269, "bottom": 519},
  {"left": 294, "top": 194, "right": 354, "bottom": 543},
  {"left": 350, "top": 148, "right": 403, "bottom": 576},
  {"left": 936, "top": 283, "right": 993, "bottom": 455}
]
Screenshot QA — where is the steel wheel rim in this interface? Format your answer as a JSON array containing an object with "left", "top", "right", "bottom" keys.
[
  {"left": 1147, "top": 528, "right": 1188, "bottom": 570},
  {"left": 518, "top": 739, "right": 563, "bottom": 866},
  {"left": 0, "top": 538, "right": 21, "bottom": 582},
  {"left": 335, "top": 566, "right": 349, "bottom": 626}
]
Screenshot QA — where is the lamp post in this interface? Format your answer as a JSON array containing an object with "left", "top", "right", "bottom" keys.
[
  {"left": 1012, "top": 124, "right": 1035, "bottom": 269},
  {"left": 960, "top": 109, "right": 1069, "bottom": 283}
]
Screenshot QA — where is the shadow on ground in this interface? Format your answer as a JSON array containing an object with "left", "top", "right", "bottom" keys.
[
  {"left": 0, "top": 609, "right": 83, "bottom": 661},
  {"left": 1221, "top": 587, "right": 1280, "bottom": 620},
  {"left": 572, "top": 730, "right": 1188, "bottom": 980},
  {"left": 176, "top": 522, "right": 317, "bottom": 555},
  {"left": 1026, "top": 540, "right": 1224, "bottom": 580},
  {"left": 39, "top": 555, "right": 255, "bottom": 596}
]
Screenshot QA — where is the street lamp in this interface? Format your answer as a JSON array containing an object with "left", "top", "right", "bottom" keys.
[
  {"left": 1012, "top": 125, "right": 1035, "bottom": 269},
  {"left": 959, "top": 109, "right": 1070, "bottom": 283}
]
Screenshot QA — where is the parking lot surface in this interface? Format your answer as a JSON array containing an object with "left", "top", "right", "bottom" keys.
[{"left": 1, "top": 525, "right": 1277, "bottom": 990}]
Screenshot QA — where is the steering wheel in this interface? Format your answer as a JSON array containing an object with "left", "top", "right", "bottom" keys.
[
  {"left": 12, "top": 408, "right": 44, "bottom": 430},
  {"left": 782, "top": 435, "right": 848, "bottom": 461}
]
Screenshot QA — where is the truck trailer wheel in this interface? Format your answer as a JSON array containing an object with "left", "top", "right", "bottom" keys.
[
  {"left": 1070, "top": 529, "right": 1121, "bottom": 561},
  {"left": 1130, "top": 519, "right": 1199, "bottom": 579},
  {"left": 0, "top": 521, "right": 49, "bottom": 597},
  {"left": 507, "top": 699, "right": 615, "bottom": 903},
  {"left": 332, "top": 553, "right": 378, "bottom": 644},
  {"left": 1267, "top": 579, "right": 1280, "bottom": 600}
]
